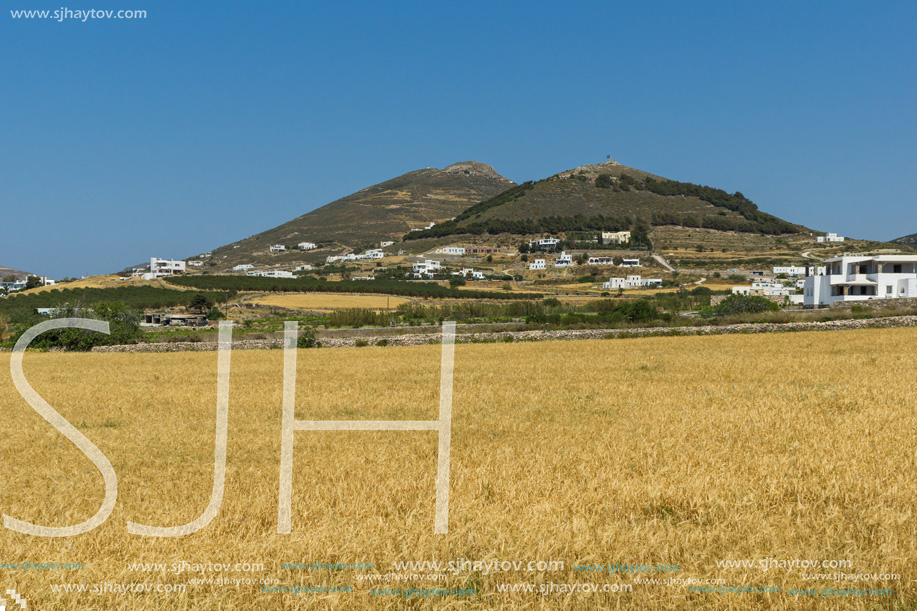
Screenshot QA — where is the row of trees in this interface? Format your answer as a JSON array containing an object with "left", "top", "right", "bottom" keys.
[{"left": 166, "top": 275, "right": 541, "bottom": 300}]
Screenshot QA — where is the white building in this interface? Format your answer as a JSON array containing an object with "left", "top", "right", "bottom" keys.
[
  {"left": 411, "top": 259, "right": 441, "bottom": 278},
  {"left": 294, "top": 264, "right": 313, "bottom": 271},
  {"left": 734, "top": 281, "right": 795, "bottom": 297},
  {"left": 529, "top": 237, "right": 560, "bottom": 249},
  {"left": 452, "top": 267, "right": 485, "bottom": 280},
  {"left": 554, "top": 251, "right": 574, "bottom": 267},
  {"left": 246, "top": 270, "right": 295, "bottom": 278},
  {"left": 803, "top": 255, "right": 917, "bottom": 306},
  {"left": 601, "top": 231, "right": 631, "bottom": 245},
  {"left": 360, "top": 249, "right": 384, "bottom": 260},
  {"left": 380, "top": 241, "right": 395, "bottom": 248},
  {"left": 772, "top": 265, "right": 826, "bottom": 277},
  {"left": 150, "top": 258, "right": 186, "bottom": 277},
  {"left": 620, "top": 258, "right": 641, "bottom": 267},
  {"left": 270, "top": 245, "right": 287, "bottom": 253},
  {"left": 587, "top": 256, "right": 615, "bottom": 266},
  {"left": 603, "top": 275, "right": 663, "bottom": 290},
  {"left": 437, "top": 246, "right": 466, "bottom": 256},
  {"left": 529, "top": 259, "right": 546, "bottom": 270},
  {"left": 816, "top": 232, "right": 845, "bottom": 243},
  {"left": 187, "top": 260, "right": 204, "bottom": 267},
  {"left": 233, "top": 264, "right": 255, "bottom": 271},
  {"left": 298, "top": 242, "right": 317, "bottom": 250}
]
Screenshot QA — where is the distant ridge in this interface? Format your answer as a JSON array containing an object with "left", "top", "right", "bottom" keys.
[
  {"left": 207, "top": 161, "right": 514, "bottom": 266},
  {"left": 891, "top": 232, "right": 917, "bottom": 246},
  {"left": 0, "top": 265, "right": 33, "bottom": 279},
  {"left": 406, "top": 160, "right": 806, "bottom": 241}
]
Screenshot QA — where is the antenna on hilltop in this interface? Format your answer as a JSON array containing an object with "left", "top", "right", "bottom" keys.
[{"left": 607, "top": 155, "right": 611, "bottom": 161}]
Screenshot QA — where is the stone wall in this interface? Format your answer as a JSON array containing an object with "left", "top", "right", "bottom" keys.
[{"left": 830, "top": 297, "right": 917, "bottom": 311}]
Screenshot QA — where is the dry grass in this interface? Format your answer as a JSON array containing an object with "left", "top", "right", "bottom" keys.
[
  {"left": 18, "top": 275, "right": 164, "bottom": 295},
  {"left": 1, "top": 328, "right": 916, "bottom": 609},
  {"left": 250, "top": 293, "right": 411, "bottom": 311}
]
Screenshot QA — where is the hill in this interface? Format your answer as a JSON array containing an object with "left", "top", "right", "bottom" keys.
[
  {"left": 206, "top": 161, "right": 514, "bottom": 268},
  {"left": 405, "top": 161, "right": 806, "bottom": 244},
  {"left": 892, "top": 233, "right": 917, "bottom": 246},
  {"left": 0, "top": 265, "right": 33, "bottom": 280}
]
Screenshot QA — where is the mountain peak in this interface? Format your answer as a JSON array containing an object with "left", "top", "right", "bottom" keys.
[{"left": 441, "top": 161, "right": 514, "bottom": 183}]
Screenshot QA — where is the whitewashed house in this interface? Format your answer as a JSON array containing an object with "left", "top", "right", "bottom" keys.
[
  {"left": 587, "top": 256, "right": 615, "bottom": 266},
  {"left": 380, "top": 241, "right": 395, "bottom": 248},
  {"left": 233, "top": 264, "right": 255, "bottom": 271},
  {"left": 437, "top": 246, "right": 466, "bottom": 256},
  {"left": 773, "top": 265, "right": 826, "bottom": 277},
  {"left": 816, "top": 232, "right": 845, "bottom": 243},
  {"left": 294, "top": 264, "right": 313, "bottom": 271},
  {"left": 803, "top": 255, "right": 917, "bottom": 306},
  {"left": 150, "top": 258, "right": 186, "bottom": 277},
  {"left": 298, "top": 242, "right": 317, "bottom": 250},
  {"left": 412, "top": 259, "right": 441, "bottom": 278},
  {"left": 270, "top": 244, "right": 287, "bottom": 253},
  {"left": 361, "top": 249, "right": 384, "bottom": 260},
  {"left": 620, "top": 258, "right": 641, "bottom": 267},
  {"left": 601, "top": 231, "right": 631, "bottom": 245},
  {"left": 554, "top": 251, "right": 574, "bottom": 267},
  {"left": 603, "top": 275, "right": 662, "bottom": 290},
  {"left": 529, "top": 237, "right": 560, "bottom": 250},
  {"left": 529, "top": 259, "right": 546, "bottom": 270}
]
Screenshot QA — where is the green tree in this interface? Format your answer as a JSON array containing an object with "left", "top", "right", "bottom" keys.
[
  {"left": 189, "top": 293, "right": 213, "bottom": 313},
  {"left": 25, "top": 276, "right": 43, "bottom": 290}
]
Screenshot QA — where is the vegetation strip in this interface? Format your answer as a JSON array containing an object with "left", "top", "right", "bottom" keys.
[{"left": 88, "top": 315, "right": 917, "bottom": 352}]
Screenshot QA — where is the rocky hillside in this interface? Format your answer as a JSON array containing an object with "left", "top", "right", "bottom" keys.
[{"left": 205, "top": 161, "right": 514, "bottom": 268}]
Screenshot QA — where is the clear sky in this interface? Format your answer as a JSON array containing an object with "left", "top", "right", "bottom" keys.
[{"left": 2, "top": 0, "right": 914, "bottom": 278}]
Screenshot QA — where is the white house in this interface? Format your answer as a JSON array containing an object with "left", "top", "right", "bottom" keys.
[
  {"left": 361, "top": 249, "right": 384, "bottom": 260},
  {"left": 453, "top": 267, "right": 486, "bottom": 280},
  {"left": 298, "top": 242, "right": 317, "bottom": 250},
  {"left": 187, "top": 260, "right": 204, "bottom": 267},
  {"left": 294, "top": 264, "right": 313, "bottom": 271},
  {"left": 529, "top": 259, "right": 546, "bottom": 270},
  {"left": 734, "top": 281, "right": 795, "bottom": 297},
  {"left": 554, "top": 251, "right": 574, "bottom": 267},
  {"left": 529, "top": 237, "right": 560, "bottom": 249},
  {"left": 380, "top": 241, "right": 395, "bottom": 248},
  {"left": 803, "top": 255, "right": 917, "bottom": 306},
  {"left": 150, "top": 258, "right": 186, "bottom": 277},
  {"left": 603, "top": 275, "right": 662, "bottom": 290},
  {"left": 816, "top": 232, "right": 845, "bottom": 243},
  {"left": 773, "top": 265, "right": 826, "bottom": 277},
  {"left": 412, "top": 259, "right": 441, "bottom": 278},
  {"left": 270, "top": 245, "right": 287, "bottom": 253},
  {"left": 587, "top": 256, "right": 615, "bottom": 266},
  {"left": 620, "top": 258, "right": 641, "bottom": 267},
  {"left": 437, "top": 246, "right": 466, "bottom": 256},
  {"left": 601, "top": 231, "right": 631, "bottom": 245},
  {"left": 233, "top": 264, "right": 255, "bottom": 271}
]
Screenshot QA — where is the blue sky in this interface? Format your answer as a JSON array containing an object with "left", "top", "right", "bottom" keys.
[{"left": 2, "top": 0, "right": 914, "bottom": 278}]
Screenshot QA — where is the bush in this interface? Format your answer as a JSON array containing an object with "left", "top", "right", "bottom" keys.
[
  {"left": 207, "top": 307, "right": 226, "bottom": 320},
  {"left": 705, "top": 294, "right": 780, "bottom": 317},
  {"left": 296, "top": 326, "right": 320, "bottom": 348},
  {"left": 449, "top": 277, "right": 466, "bottom": 288},
  {"left": 354, "top": 339, "right": 370, "bottom": 347},
  {"left": 577, "top": 275, "right": 596, "bottom": 284},
  {"left": 542, "top": 297, "right": 562, "bottom": 308},
  {"left": 10, "top": 302, "right": 142, "bottom": 351}
]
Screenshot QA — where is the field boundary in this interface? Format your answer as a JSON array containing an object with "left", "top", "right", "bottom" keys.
[{"left": 86, "top": 314, "right": 917, "bottom": 352}]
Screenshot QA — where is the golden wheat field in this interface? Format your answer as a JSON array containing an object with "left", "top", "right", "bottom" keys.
[
  {"left": 249, "top": 293, "right": 411, "bottom": 311},
  {"left": 1, "top": 328, "right": 916, "bottom": 609}
]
